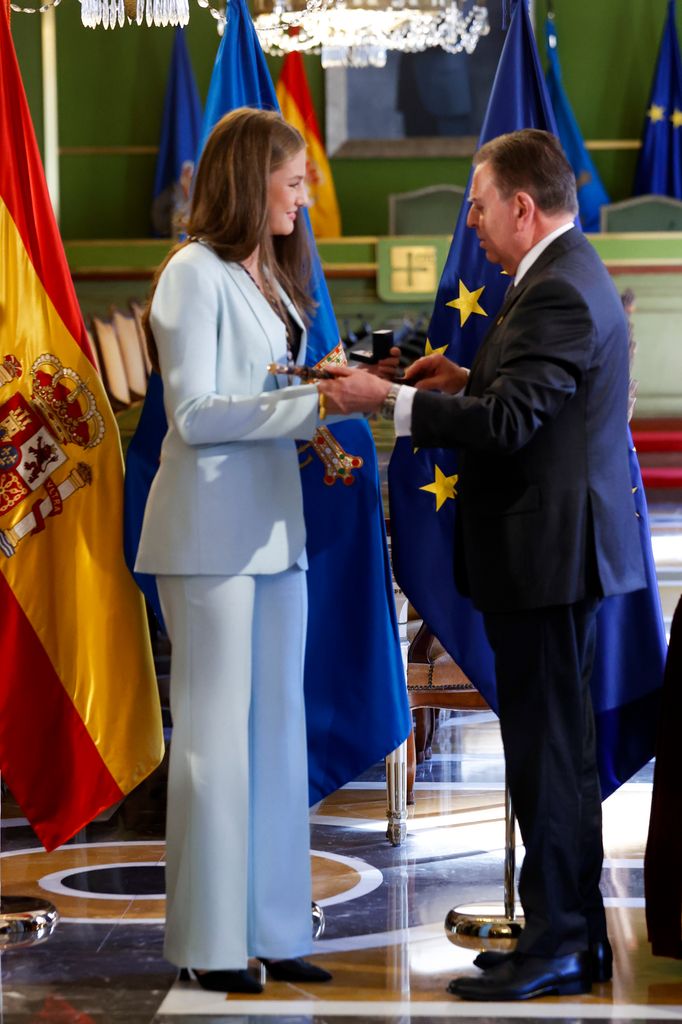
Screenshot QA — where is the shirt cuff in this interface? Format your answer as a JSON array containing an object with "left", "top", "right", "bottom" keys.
[{"left": 394, "top": 385, "right": 416, "bottom": 436}]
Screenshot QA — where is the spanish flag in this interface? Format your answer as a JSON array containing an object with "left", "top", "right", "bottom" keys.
[
  {"left": 276, "top": 52, "right": 342, "bottom": 238},
  {"left": 0, "top": 2, "right": 164, "bottom": 852}
]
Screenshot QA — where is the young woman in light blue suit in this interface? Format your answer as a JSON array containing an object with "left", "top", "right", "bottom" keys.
[{"left": 136, "top": 109, "right": 333, "bottom": 994}]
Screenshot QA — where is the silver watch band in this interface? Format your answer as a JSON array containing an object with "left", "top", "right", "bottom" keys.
[{"left": 380, "top": 383, "right": 402, "bottom": 420}]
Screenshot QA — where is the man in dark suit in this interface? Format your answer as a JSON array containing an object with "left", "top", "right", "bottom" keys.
[{"left": 319, "top": 129, "right": 646, "bottom": 1000}]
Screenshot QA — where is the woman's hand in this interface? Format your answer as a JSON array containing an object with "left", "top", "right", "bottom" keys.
[
  {"left": 318, "top": 365, "right": 391, "bottom": 415},
  {"left": 403, "top": 352, "right": 469, "bottom": 393}
]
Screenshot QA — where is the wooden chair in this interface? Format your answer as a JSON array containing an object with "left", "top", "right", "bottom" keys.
[
  {"left": 600, "top": 194, "right": 682, "bottom": 232},
  {"left": 405, "top": 620, "right": 490, "bottom": 800},
  {"left": 84, "top": 327, "right": 103, "bottom": 379},
  {"left": 91, "top": 315, "right": 131, "bottom": 410},
  {"left": 129, "top": 300, "right": 153, "bottom": 377},
  {"left": 111, "top": 309, "right": 148, "bottom": 400},
  {"left": 385, "top": 608, "right": 490, "bottom": 843},
  {"left": 388, "top": 184, "right": 465, "bottom": 235}
]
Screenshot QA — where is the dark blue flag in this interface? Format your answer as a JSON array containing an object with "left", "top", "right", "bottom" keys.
[
  {"left": 123, "top": 373, "right": 167, "bottom": 627},
  {"left": 125, "top": 0, "right": 411, "bottom": 805},
  {"left": 388, "top": 0, "right": 666, "bottom": 798},
  {"left": 545, "top": 14, "right": 609, "bottom": 232},
  {"left": 150, "top": 28, "right": 202, "bottom": 238},
  {"left": 591, "top": 446, "right": 667, "bottom": 795},
  {"left": 634, "top": 0, "right": 682, "bottom": 197}
]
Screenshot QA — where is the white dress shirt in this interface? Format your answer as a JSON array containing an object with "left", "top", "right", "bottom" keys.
[
  {"left": 393, "top": 221, "right": 575, "bottom": 436},
  {"left": 513, "top": 221, "right": 574, "bottom": 286}
]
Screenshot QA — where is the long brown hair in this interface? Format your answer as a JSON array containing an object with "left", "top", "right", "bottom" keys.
[{"left": 143, "top": 107, "right": 314, "bottom": 371}]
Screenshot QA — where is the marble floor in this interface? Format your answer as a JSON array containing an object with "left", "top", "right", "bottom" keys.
[{"left": 1, "top": 502, "right": 682, "bottom": 1023}]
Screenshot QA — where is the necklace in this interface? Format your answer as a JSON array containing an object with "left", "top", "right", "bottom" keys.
[
  {"left": 239, "top": 262, "right": 295, "bottom": 367},
  {"left": 239, "top": 259, "right": 264, "bottom": 292}
]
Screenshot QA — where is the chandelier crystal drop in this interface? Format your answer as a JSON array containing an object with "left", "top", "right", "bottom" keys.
[
  {"left": 79, "top": 0, "right": 189, "bottom": 29},
  {"left": 253, "top": 0, "right": 489, "bottom": 68}
]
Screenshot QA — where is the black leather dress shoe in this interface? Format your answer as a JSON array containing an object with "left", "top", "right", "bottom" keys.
[
  {"left": 473, "top": 939, "right": 613, "bottom": 982},
  {"left": 590, "top": 939, "right": 614, "bottom": 982},
  {"left": 448, "top": 951, "right": 592, "bottom": 1001},
  {"left": 178, "top": 967, "right": 263, "bottom": 993},
  {"left": 259, "top": 957, "right": 332, "bottom": 983}
]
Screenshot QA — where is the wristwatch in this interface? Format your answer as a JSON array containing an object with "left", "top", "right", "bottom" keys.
[{"left": 380, "top": 383, "right": 402, "bottom": 420}]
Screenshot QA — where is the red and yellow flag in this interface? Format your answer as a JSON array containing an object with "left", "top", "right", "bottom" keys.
[
  {"left": 0, "top": 4, "right": 163, "bottom": 852},
  {"left": 276, "top": 52, "right": 342, "bottom": 238}
]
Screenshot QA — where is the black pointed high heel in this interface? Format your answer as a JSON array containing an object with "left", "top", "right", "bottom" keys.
[
  {"left": 178, "top": 966, "right": 263, "bottom": 993},
  {"left": 259, "top": 957, "right": 332, "bottom": 983}
]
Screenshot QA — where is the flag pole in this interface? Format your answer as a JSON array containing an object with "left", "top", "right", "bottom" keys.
[
  {"left": 0, "top": 773, "right": 59, "bottom": 949},
  {"left": 443, "top": 777, "right": 524, "bottom": 950},
  {"left": 40, "top": 5, "right": 60, "bottom": 223}
]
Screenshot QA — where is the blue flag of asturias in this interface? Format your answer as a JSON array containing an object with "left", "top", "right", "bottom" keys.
[
  {"left": 545, "top": 14, "right": 609, "bottom": 232},
  {"left": 388, "top": 0, "right": 666, "bottom": 798},
  {"left": 150, "top": 28, "right": 202, "bottom": 238},
  {"left": 634, "top": 0, "right": 682, "bottom": 197},
  {"left": 125, "top": 0, "right": 410, "bottom": 805}
]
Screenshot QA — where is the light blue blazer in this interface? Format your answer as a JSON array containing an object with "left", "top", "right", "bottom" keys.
[{"left": 135, "top": 241, "right": 322, "bottom": 577}]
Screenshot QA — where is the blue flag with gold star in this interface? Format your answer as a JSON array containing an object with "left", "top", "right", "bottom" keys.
[
  {"left": 634, "top": 0, "right": 682, "bottom": 197},
  {"left": 124, "top": 0, "right": 410, "bottom": 805},
  {"left": 388, "top": 0, "right": 666, "bottom": 798},
  {"left": 545, "top": 14, "right": 610, "bottom": 231}
]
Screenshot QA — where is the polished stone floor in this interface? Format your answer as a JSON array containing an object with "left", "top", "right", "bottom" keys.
[{"left": 1, "top": 501, "right": 681, "bottom": 1023}]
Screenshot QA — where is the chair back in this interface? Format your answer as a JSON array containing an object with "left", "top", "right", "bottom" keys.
[
  {"left": 388, "top": 184, "right": 465, "bottom": 235},
  {"left": 91, "top": 315, "right": 131, "bottom": 409}
]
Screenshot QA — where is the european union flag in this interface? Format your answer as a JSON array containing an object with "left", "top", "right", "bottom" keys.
[
  {"left": 388, "top": 0, "right": 666, "bottom": 798},
  {"left": 125, "top": 0, "right": 410, "bottom": 805},
  {"left": 545, "top": 14, "right": 609, "bottom": 232},
  {"left": 634, "top": 0, "right": 682, "bottom": 198},
  {"left": 150, "top": 28, "right": 202, "bottom": 238}
]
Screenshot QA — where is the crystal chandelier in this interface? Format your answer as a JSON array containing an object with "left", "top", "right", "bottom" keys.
[
  {"left": 79, "top": 0, "right": 190, "bottom": 28},
  {"left": 253, "top": 0, "right": 489, "bottom": 68}
]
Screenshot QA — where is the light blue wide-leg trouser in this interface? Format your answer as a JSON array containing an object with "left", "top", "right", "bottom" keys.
[{"left": 158, "top": 569, "right": 312, "bottom": 970}]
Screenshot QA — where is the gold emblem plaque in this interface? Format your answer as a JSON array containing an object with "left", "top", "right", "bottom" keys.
[{"left": 390, "top": 245, "right": 438, "bottom": 294}]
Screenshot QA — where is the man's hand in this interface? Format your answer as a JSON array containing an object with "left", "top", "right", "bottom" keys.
[
  {"left": 367, "top": 345, "right": 401, "bottom": 381},
  {"left": 318, "top": 365, "right": 391, "bottom": 415},
  {"left": 404, "top": 352, "right": 469, "bottom": 393}
]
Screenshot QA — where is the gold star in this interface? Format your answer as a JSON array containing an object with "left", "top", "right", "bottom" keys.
[
  {"left": 420, "top": 465, "right": 458, "bottom": 511},
  {"left": 671, "top": 109, "right": 682, "bottom": 128},
  {"left": 648, "top": 103, "right": 666, "bottom": 123},
  {"left": 446, "top": 279, "right": 487, "bottom": 327},
  {"left": 425, "top": 338, "right": 449, "bottom": 357}
]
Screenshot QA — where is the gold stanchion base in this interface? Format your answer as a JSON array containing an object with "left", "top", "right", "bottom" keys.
[
  {"left": 0, "top": 896, "right": 59, "bottom": 949},
  {"left": 444, "top": 902, "right": 524, "bottom": 952}
]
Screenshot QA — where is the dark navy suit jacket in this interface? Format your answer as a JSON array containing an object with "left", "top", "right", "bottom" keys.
[{"left": 411, "top": 227, "right": 646, "bottom": 614}]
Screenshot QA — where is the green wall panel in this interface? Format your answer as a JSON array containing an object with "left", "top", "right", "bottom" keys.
[
  {"left": 60, "top": 153, "right": 157, "bottom": 238},
  {"left": 9, "top": 11, "right": 43, "bottom": 154},
  {"left": 333, "top": 158, "right": 472, "bottom": 236},
  {"left": 54, "top": 2, "right": 219, "bottom": 146},
  {"left": 590, "top": 149, "right": 640, "bottom": 205},
  {"left": 535, "top": 0, "right": 668, "bottom": 140}
]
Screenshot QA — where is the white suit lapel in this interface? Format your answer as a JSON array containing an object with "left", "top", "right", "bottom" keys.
[{"left": 223, "top": 263, "right": 289, "bottom": 385}]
